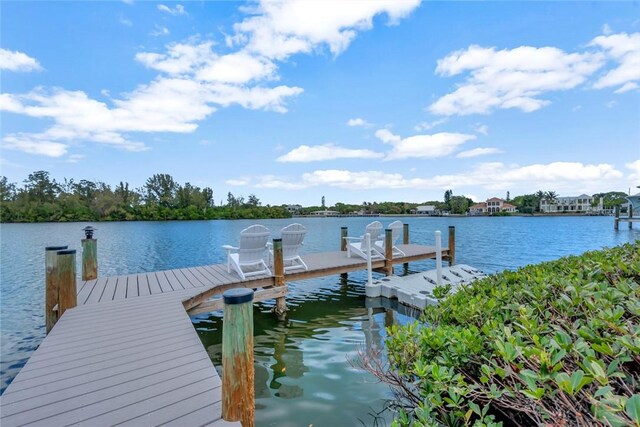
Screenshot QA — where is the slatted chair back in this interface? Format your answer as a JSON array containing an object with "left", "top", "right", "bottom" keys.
[
  {"left": 387, "top": 220, "right": 403, "bottom": 246},
  {"left": 365, "top": 221, "right": 383, "bottom": 243},
  {"left": 281, "top": 223, "right": 306, "bottom": 260},
  {"left": 238, "top": 224, "right": 270, "bottom": 264}
]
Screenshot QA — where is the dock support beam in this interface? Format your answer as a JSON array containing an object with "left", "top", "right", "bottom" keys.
[
  {"left": 629, "top": 205, "right": 634, "bottom": 229},
  {"left": 403, "top": 223, "right": 409, "bottom": 273},
  {"left": 615, "top": 205, "right": 620, "bottom": 230},
  {"left": 384, "top": 229, "right": 393, "bottom": 276},
  {"left": 222, "top": 289, "right": 255, "bottom": 427},
  {"left": 45, "top": 245, "right": 67, "bottom": 334},
  {"left": 81, "top": 238, "right": 97, "bottom": 281},
  {"left": 57, "top": 249, "right": 77, "bottom": 319},
  {"left": 272, "top": 238, "right": 287, "bottom": 319},
  {"left": 448, "top": 226, "right": 456, "bottom": 266},
  {"left": 340, "top": 227, "right": 348, "bottom": 279}
]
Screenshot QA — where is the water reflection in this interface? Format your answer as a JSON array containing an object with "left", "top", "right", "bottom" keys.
[{"left": 192, "top": 275, "right": 413, "bottom": 426}]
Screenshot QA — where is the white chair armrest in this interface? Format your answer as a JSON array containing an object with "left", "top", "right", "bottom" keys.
[
  {"left": 343, "top": 236, "right": 363, "bottom": 243},
  {"left": 222, "top": 245, "right": 238, "bottom": 253}
]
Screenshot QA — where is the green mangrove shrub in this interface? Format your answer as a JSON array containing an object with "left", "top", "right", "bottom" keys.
[{"left": 382, "top": 242, "right": 640, "bottom": 426}]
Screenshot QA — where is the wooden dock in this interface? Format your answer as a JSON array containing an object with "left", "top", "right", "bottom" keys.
[{"left": 0, "top": 242, "right": 446, "bottom": 426}]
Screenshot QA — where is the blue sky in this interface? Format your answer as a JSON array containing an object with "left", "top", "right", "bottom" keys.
[{"left": 1, "top": 1, "right": 639, "bottom": 206}]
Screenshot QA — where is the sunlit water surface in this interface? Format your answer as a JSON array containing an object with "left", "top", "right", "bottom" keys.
[{"left": 1, "top": 216, "right": 637, "bottom": 425}]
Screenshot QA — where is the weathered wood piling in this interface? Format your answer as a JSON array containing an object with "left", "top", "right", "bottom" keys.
[
  {"left": 45, "top": 245, "right": 67, "bottom": 334},
  {"left": 222, "top": 288, "right": 255, "bottom": 427},
  {"left": 448, "top": 225, "right": 456, "bottom": 266},
  {"left": 272, "top": 238, "right": 287, "bottom": 319},
  {"left": 57, "top": 249, "right": 77, "bottom": 318},
  {"left": 615, "top": 205, "right": 620, "bottom": 230},
  {"left": 384, "top": 228, "right": 393, "bottom": 276}
]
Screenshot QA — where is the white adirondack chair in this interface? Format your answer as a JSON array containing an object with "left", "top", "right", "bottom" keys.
[
  {"left": 375, "top": 220, "right": 406, "bottom": 257},
  {"left": 222, "top": 224, "right": 271, "bottom": 280},
  {"left": 270, "top": 223, "right": 308, "bottom": 272},
  {"left": 344, "top": 221, "right": 384, "bottom": 260}
]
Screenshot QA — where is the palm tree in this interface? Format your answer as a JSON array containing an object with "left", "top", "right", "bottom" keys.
[{"left": 545, "top": 191, "right": 558, "bottom": 204}]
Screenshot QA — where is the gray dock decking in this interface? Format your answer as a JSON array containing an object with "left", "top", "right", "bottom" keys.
[{"left": 0, "top": 244, "right": 442, "bottom": 426}]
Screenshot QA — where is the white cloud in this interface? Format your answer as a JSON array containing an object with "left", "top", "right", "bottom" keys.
[
  {"left": 414, "top": 118, "right": 447, "bottom": 131},
  {"left": 119, "top": 16, "right": 133, "bottom": 27},
  {"left": 3, "top": 133, "right": 68, "bottom": 157},
  {"left": 591, "top": 32, "right": 640, "bottom": 92},
  {"left": 233, "top": 0, "right": 421, "bottom": 60},
  {"left": 605, "top": 100, "right": 617, "bottom": 108},
  {"left": 347, "top": 117, "right": 372, "bottom": 127},
  {"left": 602, "top": 24, "right": 613, "bottom": 36},
  {"left": 0, "top": 48, "right": 42, "bottom": 72},
  {"left": 614, "top": 82, "right": 638, "bottom": 93},
  {"left": 572, "top": 105, "right": 582, "bottom": 112},
  {"left": 472, "top": 123, "right": 488, "bottom": 135},
  {"left": 277, "top": 143, "right": 383, "bottom": 162},
  {"left": 150, "top": 25, "right": 170, "bottom": 37},
  {"left": 158, "top": 4, "right": 187, "bottom": 16},
  {"left": 196, "top": 51, "right": 276, "bottom": 84},
  {"left": 234, "top": 161, "right": 623, "bottom": 193},
  {"left": 429, "top": 44, "right": 604, "bottom": 115},
  {"left": 226, "top": 178, "right": 250, "bottom": 186},
  {"left": 67, "top": 154, "right": 86, "bottom": 163},
  {"left": 456, "top": 147, "right": 502, "bottom": 158},
  {"left": 375, "top": 129, "right": 475, "bottom": 160}
]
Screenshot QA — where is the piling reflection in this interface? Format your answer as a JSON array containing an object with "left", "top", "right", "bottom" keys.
[{"left": 192, "top": 273, "right": 418, "bottom": 426}]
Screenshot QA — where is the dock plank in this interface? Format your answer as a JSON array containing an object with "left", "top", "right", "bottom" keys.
[
  {"left": 126, "top": 275, "right": 138, "bottom": 298},
  {"left": 147, "top": 272, "right": 162, "bottom": 294},
  {"left": 137, "top": 273, "right": 151, "bottom": 296}
]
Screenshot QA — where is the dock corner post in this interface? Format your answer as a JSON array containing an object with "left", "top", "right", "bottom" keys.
[
  {"left": 45, "top": 245, "right": 67, "bottom": 334},
  {"left": 272, "top": 238, "right": 287, "bottom": 319},
  {"left": 57, "top": 249, "right": 77, "bottom": 318},
  {"left": 222, "top": 289, "right": 255, "bottom": 427},
  {"left": 384, "top": 229, "right": 393, "bottom": 276},
  {"left": 402, "top": 223, "right": 409, "bottom": 272},
  {"left": 629, "top": 205, "right": 633, "bottom": 229},
  {"left": 614, "top": 205, "right": 620, "bottom": 230},
  {"left": 81, "top": 241, "right": 97, "bottom": 282},
  {"left": 340, "top": 227, "right": 349, "bottom": 279},
  {"left": 448, "top": 225, "right": 456, "bottom": 266}
]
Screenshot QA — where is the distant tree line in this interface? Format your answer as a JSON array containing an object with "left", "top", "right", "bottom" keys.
[{"left": 0, "top": 171, "right": 291, "bottom": 222}]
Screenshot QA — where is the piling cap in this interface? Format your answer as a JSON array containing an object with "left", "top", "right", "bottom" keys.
[
  {"left": 223, "top": 288, "right": 254, "bottom": 305},
  {"left": 57, "top": 249, "right": 76, "bottom": 255},
  {"left": 46, "top": 245, "right": 68, "bottom": 251}
]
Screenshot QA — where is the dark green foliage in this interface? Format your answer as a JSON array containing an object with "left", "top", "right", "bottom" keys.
[
  {"left": 384, "top": 243, "right": 640, "bottom": 426},
  {"left": 0, "top": 172, "right": 291, "bottom": 222}
]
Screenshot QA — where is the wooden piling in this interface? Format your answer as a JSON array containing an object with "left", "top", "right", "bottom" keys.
[
  {"left": 341, "top": 227, "right": 349, "bottom": 279},
  {"left": 57, "top": 249, "right": 77, "bottom": 318},
  {"left": 403, "top": 223, "right": 409, "bottom": 271},
  {"left": 615, "top": 205, "right": 620, "bottom": 230},
  {"left": 448, "top": 226, "right": 456, "bottom": 266},
  {"left": 222, "top": 289, "right": 255, "bottom": 427},
  {"left": 81, "top": 238, "right": 97, "bottom": 281},
  {"left": 45, "top": 245, "right": 67, "bottom": 334},
  {"left": 272, "top": 238, "right": 287, "bottom": 319},
  {"left": 629, "top": 205, "right": 634, "bottom": 229},
  {"left": 384, "top": 229, "right": 393, "bottom": 276}
]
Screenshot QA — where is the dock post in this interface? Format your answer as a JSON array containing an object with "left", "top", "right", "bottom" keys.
[
  {"left": 403, "top": 223, "right": 409, "bottom": 273},
  {"left": 272, "top": 238, "right": 287, "bottom": 319},
  {"left": 384, "top": 229, "right": 393, "bottom": 276},
  {"left": 629, "top": 205, "right": 633, "bottom": 229},
  {"left": 615, "top": 205, "right": 620, "bottom": 230},
  {"left": 57, "top": 249, "right": 77, "bottom": 318},
  {"left": 448, "top": 226, "right": 456, "bottom": 266},
  {"left": 45, "top": 245, "right": 67, "bottom": 334},
  {"left": 81, "top": 240, "right": 97, "bottom": 281},
  {"left": 340, "top": 227, "right": 348, "bottom": 279},
  {"left": 222, "top": 289, "right": 255, "bottom": 427}
]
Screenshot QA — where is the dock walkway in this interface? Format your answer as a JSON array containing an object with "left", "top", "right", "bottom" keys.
[{"left": 0, "top": 243, "right": 443, "bottom": 426}]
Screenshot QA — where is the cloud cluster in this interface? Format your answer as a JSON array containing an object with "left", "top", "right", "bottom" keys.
[
  {"left": 375, "top": 129, "right": 476, "bottom": 160},
  {"left": 2, "top": 1, "right": 421, "bottom": 158},
  {"left": 277, "top": 143, "right": 383, "bottom": 162},
  {"left": 0, "top": 48, "right": 42, "bottom": 72},
  {"left": 229, "top": 161, "right": 628, "bottom": 194},
  {"left": 430, "top": 32, "right": 640, "bottom": 116}
]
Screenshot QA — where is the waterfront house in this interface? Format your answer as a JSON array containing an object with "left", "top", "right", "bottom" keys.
[
  {"left": 469, "top": 197, "right": 517, "bottom": 214},
  {"left": 539, "top": 195, "right": 603, "bottom": 213},
  {"left": 286, "top": 204, "right": 302, "bottom": 214},
  {"left": 412, "top": 205, "right": 438, "bottom": 215}
]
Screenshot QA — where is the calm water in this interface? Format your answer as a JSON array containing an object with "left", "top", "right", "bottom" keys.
[{"left": 1, "top": 216, "right": 637, "bottom": 424}]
